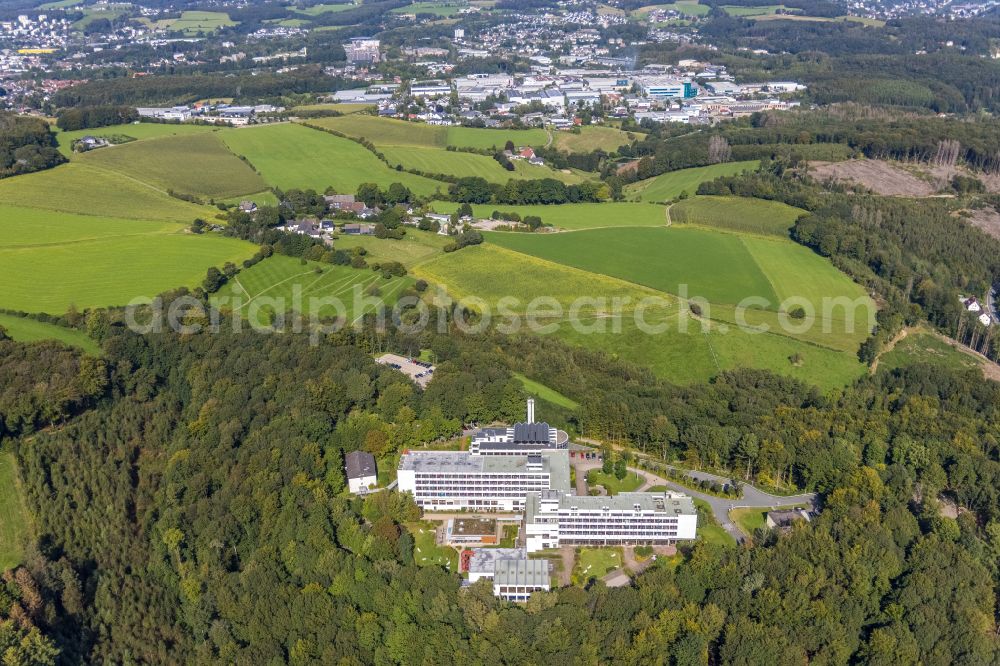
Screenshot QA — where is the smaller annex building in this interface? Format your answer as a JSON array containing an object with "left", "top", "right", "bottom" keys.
[
  {"left": 524, "top": 490, "right": 697, "bottom": 552},
  {"left": 345, "top": 451, "right": 377, "bottom": 495}
]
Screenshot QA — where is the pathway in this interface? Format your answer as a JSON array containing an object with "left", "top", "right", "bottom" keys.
[{"left": 572, "top": 459, "right": 815, "bottom": 543}]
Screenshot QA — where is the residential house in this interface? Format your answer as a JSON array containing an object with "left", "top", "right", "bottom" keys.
[
  {"left": 345, "top": 451, "right": 377, "bottom": 494},
  {"left": 765, "top": 509, "right": 811, "bottom": 532}
]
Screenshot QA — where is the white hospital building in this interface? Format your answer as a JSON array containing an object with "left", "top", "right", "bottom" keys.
[
  {"left": 396, "top": 450, "right": 572, "bottom": 511},
  {"left": 523, "top": 490, "right": 698, "bottom": 552}
]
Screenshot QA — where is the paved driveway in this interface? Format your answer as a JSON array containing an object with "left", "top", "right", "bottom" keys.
[{"left": 572, "top": 460, "right": 815, "bottom": 543}]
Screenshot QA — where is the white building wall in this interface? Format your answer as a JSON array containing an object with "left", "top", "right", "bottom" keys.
[{"left": 348, "top": 474, "right": 377, "bottom": 494}]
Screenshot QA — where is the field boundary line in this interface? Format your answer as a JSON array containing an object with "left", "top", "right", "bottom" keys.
[{"left": 234, "top": 268, "right": 319, "bottom": 311}]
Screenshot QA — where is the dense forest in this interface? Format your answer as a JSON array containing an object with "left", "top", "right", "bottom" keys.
[
  {"left": 49, "top": 67, "right": 349, "bottom": 108},
  {"left": 0, "top": 114, "right": 65, "bottom": 179},
  {"left": 55, "top": 106, "right": 139, "bottom": 132},
  {"left": 0, "top": 306, "right": 997, "bottom": 664}
]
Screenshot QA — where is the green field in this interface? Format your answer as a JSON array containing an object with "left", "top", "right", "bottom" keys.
[
  {"left": 0, "top": 205, "right": 254, "bottom": 313},
  {"left": 626, "top": 162, "right": 760, "bottom": 202},
  {"left": 513, "top": 373, "right": 579, "bottom": 409},
  {"left": 415, "top": 244, "right": 668, "bottom": 311},
  {"left": 73, "top": 8, "right": 126, "bottom": 30},
  {"left": 586, "top": 469, "right": 643, "bottom": 494},
  {"left": 0, "top": 453, "right": 30, "bottom": 571},
  {"left": 57, "top": 122, "right": 221, "bottom": 157},
  {"left": 639, "top": 1, "right": 710, "bottom": 16},
  {"left": 721, "top": 4, "right": 797, "bottom": 15},
  {"left": 211, "top": 254, "right": 414, "bottom": 324},
  {"left": 0, "top": 162, "right": 211, "bottom": 222},
  {"left": 81, "top": 133, "right": 267, "bottom": 200},
  {"left": 431, "top": 201, "right": 667, "bottom": 230},
  {"left": 332, "top": 229, "right": 450, "bottom": 268},
  {"left": 488, "top": 226, "right": 778, "bottom": 305},
  {"left": 669, "top": 195, "right": 805, "bottom": 236},
  {"left": 38, "top": 0, "right": 81, "bottom": 8},
  {"left": 0, "top": 313, "right": 101, "bottom": 354},
  {"left": 392, "top": 1, "right": 469, "bottom": 16},
  {"left": 308, "top": 115, "right": 550, "bottom": 151},
  {"left": 381, "top": 145, "right": 585, "bottom": 184},
  {"left": 879, "top": 329, "right": 982, "bottom": 374},
  {"left": 221, "top": 124, "right": 445, "bottom": 197},
  {"left": 552, "top": 126, "right": 637, "bottom": 154},
  {"left": 295, "top": 2, "right": 357, "bottom": 15},
  {"left": 148, "top": 11, "right": 237, "bottom": 34}
]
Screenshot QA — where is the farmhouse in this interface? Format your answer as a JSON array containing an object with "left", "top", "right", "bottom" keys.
[
  {"left": 345, "top": 451, "right": 377, "bottom": 494},
  {"left": 342, "top": 223, "right": 374, "bottom": 235},
  {"left": 238, "top": 200, "right": 257, "bottom": 214}
]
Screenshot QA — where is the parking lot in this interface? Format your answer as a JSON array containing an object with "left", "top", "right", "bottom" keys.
[{"left": 376, "top": 353, "right": 435, "bottom": 387}]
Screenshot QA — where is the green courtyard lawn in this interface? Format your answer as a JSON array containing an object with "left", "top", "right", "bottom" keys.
[
  {"left": 574, "top": 547, "right": 622, "bottom": 582},
  {"left": 513, "top": 373, "right": 579, "bottom": 410},
  {"left": 0, "top": 314, "right": 100, "bottom": 354},
  {"left": 0, "top": 453, "right": 30, "bottom": 571},
  {"left": 586, "top": 469, "right": 643, "bottom": 494},
  {"left": 408, "top": 522, "right": 458, "bottom": 571},
  {"left": 731, "top": 507, "right": 767, "bottom": 536}
]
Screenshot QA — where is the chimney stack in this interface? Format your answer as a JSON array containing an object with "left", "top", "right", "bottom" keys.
[{"left": 527, "top": 398, "right": 535, "bottom": 423}]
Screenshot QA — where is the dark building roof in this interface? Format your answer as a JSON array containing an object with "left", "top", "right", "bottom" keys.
[
  {"left": 513, "top": 422, "right": 552, "bottom": 444},
  {"left": 345, "top": 450, "right": 377, "bottom": 480}
]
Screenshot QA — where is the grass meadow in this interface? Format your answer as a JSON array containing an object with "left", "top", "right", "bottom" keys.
[
  {"left": 0, "top": 162, "right": 211, "bottom": 222},
  {"left": 57, "top": 122, "right": 221, "bottom": 157},
  {"left": 211, "top": 254, "right": 414, "bottom": 324},
  {"left": 0, "top": 452, "right": 30, "bottom": 571},
  {"left": 552, "top": 126, "right": 638, "bottom": 154},
  {"left": 332, "top": 229, "right": 451, "bottom": 267},
  {"left": 82, "top": 133, "right": 267, "bottom": 199},
  {"left": 147, "top": 11, "right": 236, "bottom": 34},
  {"left": 487, "top": 226, "right": 779, "bottom": 305},
  {"left": 0, "top": 207, "right": 254, "bottom": 313},
  {"left": 626, "top": 162, "right": 760, "bottom": 202},
  {"left": 415, "top": 244, "right": 668, "bottom": 310},
  {"left": 221, "top": 124, "right": 444, "bottom": 196},
  {"left": 308, "top": 115, "right": 549, "bottom": 151},
  {"left": 879, "top": 329, "right": 982, "bottom": 375},
  {"left": 0, "top": 314, "right": 100, "bottom": 354},
  {"left": 513, "top": 373, "right": 580, "bottom": 409},
  {"left": 392, "top": 1, "right": 469, "bottom": 16},
  {"left": 431, "top": 201, "right": 667, "bottom": 230},
  {"left": 381, "top": 145, "right": 586, "bottom": 184},
  {"left": 669, "top": 195, "right": 805, "bottom": 236}
]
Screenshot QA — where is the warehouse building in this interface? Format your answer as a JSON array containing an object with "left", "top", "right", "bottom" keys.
[
  {"left": 492, "top": 558, "right": 551, "bottom": 602},
  {"left": 523, "top": 490, "right": 697, "bottom": 552}
]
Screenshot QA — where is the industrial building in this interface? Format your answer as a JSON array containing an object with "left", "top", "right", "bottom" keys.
[
  {"left": 468, "top": 398, "right": 569, "bottom": 456},
  {"left": 396, "top": 449, "right": 571, "bottom": 511},
  {"left": 523, "top": 490, "right": 698, "bottom": 552}
]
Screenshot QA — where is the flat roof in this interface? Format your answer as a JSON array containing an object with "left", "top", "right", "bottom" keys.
[
  {"left": 468, "top": 547, "right": 527, "bottom": 575},
  {"left": 451, "top": 518, "right": 496, "bottom": 536},
  {"left": 558, "top": 492, "right": 696, "bottom": 515},
  {"left": 493, "top": 558, "right": 549, "bottom": 588},
  {"left": 399, "top": 451, "right": 571, "bottom": 492}
]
